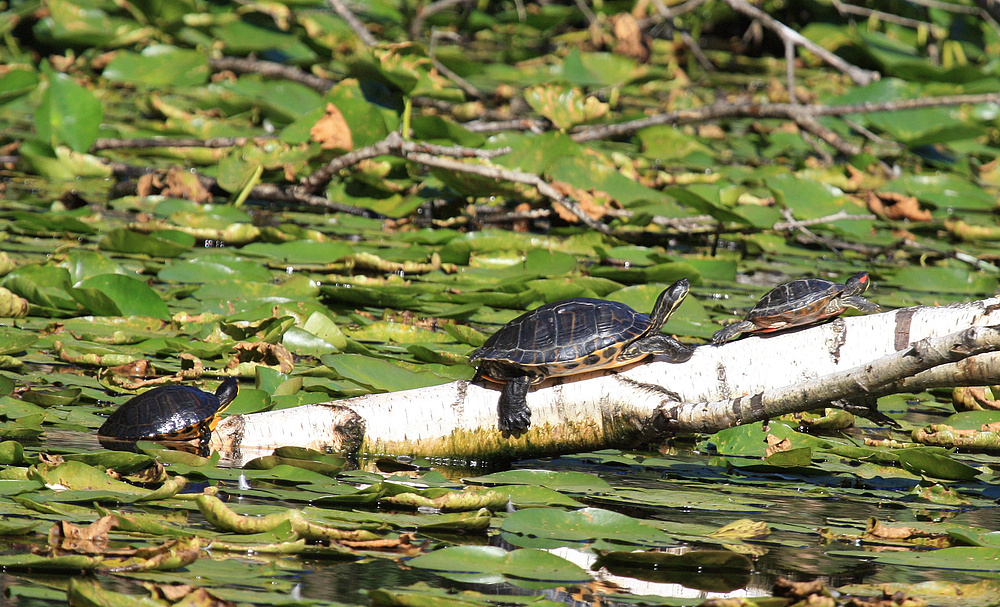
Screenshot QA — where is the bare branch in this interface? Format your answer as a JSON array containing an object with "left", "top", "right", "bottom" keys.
[
  {"left": 209, "top": 57, "right": 333, "bottom": 92},
  {"left": 327, "top": 0, "right": 378, "bottom": 46},
  {"left": 722, "top": 0, "right": 879, "bottom": 85}
]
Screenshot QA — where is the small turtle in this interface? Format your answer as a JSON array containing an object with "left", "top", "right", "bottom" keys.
[
  {"left": 98, "top": 378, "right": 239, "bottom": 443},
  {"left": 712, "top": 271, "right": 879, "bottom": 344},
  {"left": 469, "top": 279, "right": 694, "bottom": 435}
]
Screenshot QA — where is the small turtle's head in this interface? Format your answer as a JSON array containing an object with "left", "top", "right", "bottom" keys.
[
  {"left": 649, "top": 278, "right": 691, "bottom": 327},
  {"left": 845, "top": 271, "right": 871, "bottom": 295},
  {"left": 215, "top": 377, "right": 240, "bottom": 409}
]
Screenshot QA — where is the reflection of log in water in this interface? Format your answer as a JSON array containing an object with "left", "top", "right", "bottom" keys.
[{"left": 211, "top": 298, "right": 1000, "bottom": 465}]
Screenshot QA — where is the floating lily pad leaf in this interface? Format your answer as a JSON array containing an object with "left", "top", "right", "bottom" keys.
[
  {"left": 100, "top": 228, "right": 194, "bottom": 258},
  {"left": 832, "top": 546, "right": 1000, "bottom": 571},
  {"left": 73, "top": 274, "right": 171, "bottom": 321},
  {"left": 765, "top": 174, "right": 862, "bottom": 220},
  {"left": 0, "top": 553, "right": 102, "bottom": 571},
  {"left": 282, "top": 327, "right": 341, "bottom": 357},
  {"left": 664, "top": 185, "right": 750, "bottom": 225},
  {"left": 9, "top": 211, "right": 97, "bottom": 236},
  {"left": 524, "top": 84, "right": 608, "bottom": 130},
  {"left": 943, "top": 411, "right": 1000, "bottom": 430},
  {"left": 2, "top": 265, "right": 78, "bottom": 312},
  {"left": 885, "top": 174, "right": 998, "bottom": 211},
  {"left": 103, "top": 45, "right": 209, "bottom": 86},
  {"left": 0, "top": 68, "right": 38, "bottom": 104},
  {"left": 348, "top": 44, "right": 464, "bottom": 101},
  {"left": 241, "top": 241, "right": 354, "bottom": 265},
  {"left": 411, "top": 115, "right": 486, "bottom": 147},
  {"left": 21, "top": 387, "right": 80, "bottom": 407},
  {"left": 588, "top": 261, "right": 701, "bottom": 286},
  {"left": 213, "top": 21, "right": 318, "bottom": 63},
  {"left": 888, "top": 266, "right": 995, "bottom": 295},
  {"left": 593, "top": 488, "right": 768, "bottom": 513},
  {"left": 708, "top": 422, "right": 769, "bottom": 457},
  {"left": 548, "top": 155, "right": 668, "bottom": 207},
  {"left": 639, "top": 126, "right": 715, "bottom": 164},
  {"left": 495, "top": 131, "right": 586, "bottom": 176},
  {"left": 346, "top": 321, "right": 451, "bottom": 344},
  {"left": 502, "top": 485, "right": 585, "bottom": 508},
  {"left": 595, "top": 550, "right": 752, "bottom": 592},
  {"left": 501, "top": 507, "right": 672, "bottom": 548},
  {"left": 35, "top": 67, "right": 103, "bottom": 152},
  {"left": 30, "top": 460, "right": 150, "bottom": 496},
  {"left": 320, "top": 353, "right": 452, "bottom": 392},
  {"left": 0, "top": 441, "right": 25, "bottom": 465},
  {"left": 465, "top": 470, "right": 612, "bottom": 494},
  {"left": 407, "top": 546, "right": 589, "bottom": 587},
  {"left": 158, "top": 256, "right": 273, "bottom": 284},
  {"left": 560, "top": 49, "right": 640, "bottom": 87},
  {"left": 59, "top": 250, "right": 123, "bottom": 285},
  {"left": 0, "top": 328, "right": 38, "bottom": 355},
  {"left": 895, "top": 448, "right": 981, "bottom": 481}
]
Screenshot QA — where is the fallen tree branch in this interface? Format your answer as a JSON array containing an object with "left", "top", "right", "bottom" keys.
[{"left": 211, "top": 297, "right": 1000, "bottom": 464}]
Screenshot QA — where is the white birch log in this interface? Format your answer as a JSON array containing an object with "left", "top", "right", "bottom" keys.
[{"left": 210, "top": 297, "right": 1000, "bottom": 464}]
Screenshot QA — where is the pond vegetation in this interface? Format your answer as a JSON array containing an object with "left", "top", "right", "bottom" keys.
[{"left": 2, "top": 0, "right": 1000, "bottom": 604}]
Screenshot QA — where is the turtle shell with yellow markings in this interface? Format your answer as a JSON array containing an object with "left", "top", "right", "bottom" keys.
[
  {"left": 469, "top": 279, "right": 694, "bottom": 435},
  {"left": 98, "top": 378, "right": 239, "bottom": 442}
]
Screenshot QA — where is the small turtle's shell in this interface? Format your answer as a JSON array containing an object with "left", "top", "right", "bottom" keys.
[
  {"left": 98, "top": 380, "right": 237, "bottom": 441},
  {"left": 469, "top": 298, "right": 650, "bottom": 376},
  {"left": 745, "top": 277, "right": 844, "bottom": 331}
]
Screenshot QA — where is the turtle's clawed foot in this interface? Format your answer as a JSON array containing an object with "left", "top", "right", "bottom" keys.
[
  {"left": 498, "top": 406, "right": 531, "bottom": 437},
  {"left": 498, "top": 376, "right": 532, "bottom": 437}
]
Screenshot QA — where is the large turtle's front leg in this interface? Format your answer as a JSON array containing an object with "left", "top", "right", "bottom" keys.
[{"left": 498, "top": 375, "right": 532, "bottom": 436}]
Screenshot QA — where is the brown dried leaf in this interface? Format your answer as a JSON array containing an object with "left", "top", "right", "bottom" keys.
[
  {"left": 866, "top": 191, "right": 931, "bottom": 221},
  {"left": 764, "top": 434, "right": 792, "bottom": 457},
  {"left": 611, "top": 13, "right": 649, "bottom": 62},
  {"left": 227, "top": 341, "right": 294, "bottom": 373},
  {"left": 866, "top": 518, "right": 919, "bottom": 539},
  {"left": 48, "top": 516, "right": 117, "bottom": 555},
  {"left": 310, "top": 103, "right": 353, "bottom": 151},
  {"left": 550, "top": 181, "right": 613, "bottom": 222},
  {"left": 164, "top": 168, "right": 212, "bottom": 204}
]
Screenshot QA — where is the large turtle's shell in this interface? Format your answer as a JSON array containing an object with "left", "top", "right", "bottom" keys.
[
  {"left": 745, "top": 277, "right": 844, "bottom": 329},
  {"left": 98, "top": 379, "right": 238, "bottom": 441},
  {"left": 469, "top": 298, "right": 650, "bottom": 375}
]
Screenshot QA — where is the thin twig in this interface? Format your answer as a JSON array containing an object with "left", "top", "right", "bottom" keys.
[
  {"left": 722, "top": 0, "right": 879, "bottom": 85},
  {"left": 209, "top": 57, "right": 333, "bottom": 92},
  {"left": 772, "top": 210, "right": 876, "bottom": 231},
  {"left": 832, "top": 0, "right": 939, "bottom": 30},
  {"left": 411, "top": 0, "right": 473, "bottom": 39},
  {"left": 429, "top": 30, "right": 485, "bottom": 100},
  {"left": 570, "top": 93, "right": 1000, "bottom": 143},
  {"left": 327, "top": 0, "right": 378, "bottom": 46},
  {"left": 91, "top": 136, "right": 275, "bottom": 151}
]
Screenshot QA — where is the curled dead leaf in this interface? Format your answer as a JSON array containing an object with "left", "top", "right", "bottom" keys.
[
  {"left": 0, "top": 286, "right": 28, "bottom": 318},
  {"left": 310, "top": 103, "right": 353, "bottom": 151},
  {"left": 866, "top": 191, "right": 931, "bottom": 221},
  {"left": 611, "top": 13, "right": 650, "bottom": 62}
]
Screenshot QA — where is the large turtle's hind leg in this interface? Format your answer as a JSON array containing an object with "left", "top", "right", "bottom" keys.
[{"left": 498, "top": 376, "right": 532, "bottom": 436}]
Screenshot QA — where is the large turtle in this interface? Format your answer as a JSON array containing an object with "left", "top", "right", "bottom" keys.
[
  {"left": 712, "top": 271, "right": 878, "bottom": 344},
  {"left": 469, "top": 279, "right": 694, "bottom": 435},
  {"left": 98, "top": 378, "right": 239, "bottom": 444}
]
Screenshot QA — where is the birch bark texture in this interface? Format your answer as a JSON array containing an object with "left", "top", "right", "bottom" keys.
[{"left": 211, "top": 297, "right": 1000, "bottom": 464}]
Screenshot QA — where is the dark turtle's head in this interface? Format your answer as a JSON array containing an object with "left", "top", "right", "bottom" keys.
[
  {"left": 844, "top": 272, "right": 871, "bottom": 296},
  {"left": 215, "top": 377, "right": 240, "bottom": 409},
  {"left": 648, "top": 278, "right": 690, "bottom": 331}
]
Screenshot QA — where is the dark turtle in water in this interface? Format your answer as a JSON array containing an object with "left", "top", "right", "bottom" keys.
[
  {"left": 712, "top": 272, "right": 878, "bottom": 344},
  {"left": 98, "top": 378, "right": 239, "bottom": 444},
  {"left": 469, "top": 279, "right": 694, "bottom": 435}
]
